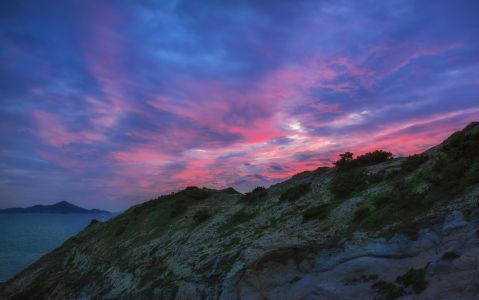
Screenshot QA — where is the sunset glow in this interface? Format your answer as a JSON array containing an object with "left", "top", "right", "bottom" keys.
[{"left": 1, "top": 1, "right": 478, "bottom": 210}]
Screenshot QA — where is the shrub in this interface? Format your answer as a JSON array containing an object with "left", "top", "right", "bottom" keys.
[
  {"left": 443, "top": 123, "right": 479, "bottom": 159},
  {"left": 368, "top": 172, "right": 384, "bottom": 184},
  {"left": 426, "top": 156, "right": 472, "bottom": 198},
  {"left": 170, "top": 201, "right": 188, "bottom": 217},
  {"left": 290, "top": 276, "right": 302, "bottom": 283},
  {"left": 279, "top": 182, "right": 311, "bottom": 201},
  {"left": 220, "top": 209, "right": 254, "bottom": 233},
  {"left": 89, "top": 219, "right": 100, "bottom": 226},
  {"left": 442, "top": 122, "right": 479, "bottom": 161},
  {"left": 390, "top": 179, "right": 430, "bottom": 210},
  {"left": 180, "top": 187, "right": 211, "bottom": 201},
  {"left": 401, "top": 154, "right": 429, "bottom": 172},
  {"left": 465, "top": 163, "right": 479, "bottom": 184},
  {"left": 355, "top": 150, "right": 393, "bottom": 166},
  {"left": 115, "top": 224, "right": 127, "bottom": 236},
  {"left": 371, "top": 268, "right": 427, "bottom": 299},
  {"left": 353, "top": 206, "right": 371, "bottom": 222},
  {"left": 159, "top": 187, "right": 213, "bottom": 217},
  {"left": 371, "top": 281, "right": 404, "bottom": 300},
  {"left": 302, "top": 204, "right": 329, "bottom": 221},
  {"left": 242, "top": 186, "right": 267, "bottom": 202},
  {"left": 230, "top": 237, "right": 241, "bottom": 244},
  {"left": 329, "top": 169, "right": 368, "bottom": 198},
  {"left": 252, "top": 186, "right": 266, "bottom": 193},
  {"left": 396, "top": 268, "right": 427, "bottom": 293},
  {"left": 193, "top": 209, "right": 210, "bottom": 223},
  {"left": 357, "top": 180, "right": 429, "bottom": 229},
  {"left": 334, "top": 150, "right": 393, "bottom": 169},
  {"left": 334, "top": 151, "right": 354, "bottom": 168},
  {"left": 359, "top": 209, "right": 389, "bottom": 229}
]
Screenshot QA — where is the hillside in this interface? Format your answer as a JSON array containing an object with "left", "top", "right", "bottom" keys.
[
  {"left": 1, "top": 122, "right": 478, "bottom": 300},
  {"left": 0, "top": 201, "right": 110, "bottom": 214}
]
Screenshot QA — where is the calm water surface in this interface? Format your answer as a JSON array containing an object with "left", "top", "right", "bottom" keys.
[{"left": 0, "top": 213, "right": 113, "bottom": 282}]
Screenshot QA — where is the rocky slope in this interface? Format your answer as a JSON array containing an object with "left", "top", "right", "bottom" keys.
[{"left": 1, "top": 122, "right": 478, "bottom": 300}]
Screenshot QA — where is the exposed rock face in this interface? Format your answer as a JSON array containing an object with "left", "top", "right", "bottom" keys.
[
  {"left": 225, "top": 209, "right": 479, "bottom": 300},
  {"left": 1, "top": 122, "right": 478, "bottom": 300}
]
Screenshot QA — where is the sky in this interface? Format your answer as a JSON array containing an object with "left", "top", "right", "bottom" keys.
[{"left": 1, "top": 0, "right": 478, "bottom": 210}]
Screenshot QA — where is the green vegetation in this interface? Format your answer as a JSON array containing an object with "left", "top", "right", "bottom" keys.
[
  {"left": 352, "top": 124, "right": 479, "bottom": 232},
  {"left": 334, "top": 151, "right": 354, "bottom": 168},
  {"left": 290, "top": 276, "right": 302, "bottom": 284},
  {"left": 329, "top": 150, "right": 394, "bottom": 199},
  {"left": 356, "top": 150, "right": 394, "bottom": 165},
  {"left": 7, "top": 124, "right": 479, "bottom": 300},
  {"left": 158, "top": 186, "right": 212, "bottom": 203},
  {"left": 230, "top": 237, "right": 241, "bottom": 244},
  {"left": 355, "top": 179, "right": 429, "bottom": 229},
  {"left": 193, "top": 209, "right": 210, "bottom": 223},
  {"left": 167, "top": 187, "right": 212, "bottom": 217},
  {"left": 353, "top": 206, "right": 371, "bottom": 222},
  {"left": 89, "top": 219, "right": 100, "bottom": 226},
  {"left": 465, "top": 162, "right": 479, "bottom": 184},
  {"left": 279, "top": 182, "right": 311, "bottom": 201},
  {"left": 170, "top": 202, "right": 188, "bottom": 217},
  {"left": 429, "top": 122, "right": 479, "bottom": 189},
  {"left": 241, "top": 186, "right": 267, "bottom": 202},
  {"left": 128, "top": 186, "right": 213, "bottom": 218},
  {"left": 418, "top": 124, "right": 479, "bottom": 200},
  {"left": 329, "top": 169, "right": 368, "bottom": 198},
  {"left": 302, "top": 204, "right": 329, "bottom": 221},
  {"left": 149, "top": 246, "right": 158, "bottom": 256},
  {"left": 371, "top": 268, "right": 427, "bottom": 300},
  {"left": 371, "top": 281, "right": 404, "bottom": 300},
  {"left": 219, "top": 209, "right": 254, "bottom": 233},
  {"left": 183, "top": 186, "right": 212, "bottom": 199},
  {"left": 443, "top": 122, "right": 479, "bottom": 159},
  {"left": 334, "top": 150, "right": 393, "bottom": 169},
  {"left": 108, "top": 187, "right": 217, "bottom": 240},
  {"left": 396, "top": 268, "right": 427, "bottom": 293},
  {"left": 147, "top": 275, "right": 179, "bottom": 299},
  {"left": 115, "top": 223, "right": 128, "bottom": 236},
  {"left": 401, "top": 154, "right": 429, "bottom": 172}
]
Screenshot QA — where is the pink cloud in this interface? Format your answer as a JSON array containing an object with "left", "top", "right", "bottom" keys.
[
  {"left": 112, "top": 148, "right": 174, "bottom": 165},
  {"left": 32, "top": 110, "right": 104, "bottom": 147}
]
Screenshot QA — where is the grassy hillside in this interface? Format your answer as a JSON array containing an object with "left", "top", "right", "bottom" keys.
[{"left": 1, "top": 122, "right": 478, "bottom": 300}]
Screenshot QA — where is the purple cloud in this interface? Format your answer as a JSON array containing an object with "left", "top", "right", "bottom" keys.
[{"left": 1, "top": 0, "right": 478, "bottom": 210}]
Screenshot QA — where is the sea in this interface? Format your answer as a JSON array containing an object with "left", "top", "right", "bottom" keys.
[{"left": 0, "top": 213, "right": 113, "bottom": 282}]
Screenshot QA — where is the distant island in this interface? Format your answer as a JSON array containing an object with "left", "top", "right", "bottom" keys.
[{"left": 0, "top": 201, "right": 110, "bottom": 214}]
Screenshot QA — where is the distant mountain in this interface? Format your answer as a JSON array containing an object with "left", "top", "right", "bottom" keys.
[{"left": 0, "top": 201, "right": 110, "bottom": 214}]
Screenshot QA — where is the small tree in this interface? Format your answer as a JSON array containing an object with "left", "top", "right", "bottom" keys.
[
  {"left": 334, "top": 150, "right": 393, "bottom": 169},
  {"left": 334, "top": 152, "right": 354, "bottom": 168},
  {"left": 355, "top": 150, "right": 393, "bottom": 165}
]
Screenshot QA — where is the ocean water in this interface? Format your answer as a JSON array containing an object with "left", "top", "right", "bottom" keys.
[{"left": 0, "top": 213, "right": 113, "bottom": 282}]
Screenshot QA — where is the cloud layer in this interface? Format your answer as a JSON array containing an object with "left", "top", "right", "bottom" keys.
[{"left": 1, "top": 0, "right": 478, "bottom": 210}]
